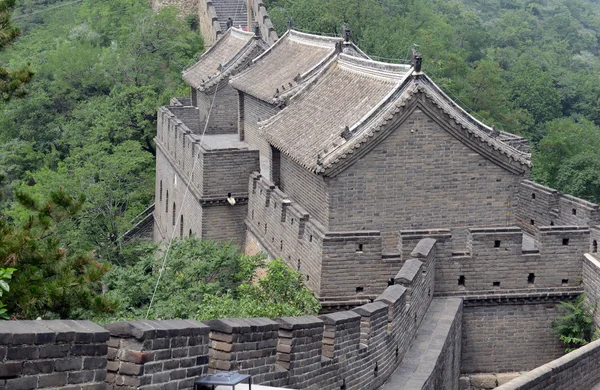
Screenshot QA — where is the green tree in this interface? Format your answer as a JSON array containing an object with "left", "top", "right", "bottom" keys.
[
  {"left": 552, "top": 293, "right": 598, "bottom": 352},
  {"left": 0, "top": 0, "right": 33, "bottom": 100},
  {"left": 93, "top": 237, "right": 320, "bottom": 323},
  {"left": 0, "top": 186, "right": 114, "bottom": 319},
  {"left": 533, "top": 117, "right": 600, "bottom": 204}
]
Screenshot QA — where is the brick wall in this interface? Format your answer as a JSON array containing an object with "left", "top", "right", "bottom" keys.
[
  {"left": 247, "top": 0, "right": 278, "bottom": 44},
  {"left": 104, "top": 320, "right": 209, "bottom": 389},
  {"left": 583, "top": 253, "right": 600, "bottom": 326},
  {"left": 328, "top": 108, "right": 524, "bottom": 251},
  {"left": 0, "top": 320, "right": 109, "bottom": 390},
  {"left": 399, "top": 227, "right": 588, "bottom": 295},
  {"left": 280, "top": 154, "right": 330, "bottom": 228},
  {"left": 461, "top": 300, "right": 567, "bottom": 374},
  {"left": 0, "top": 238, "right": 460, "bottom": 390},
  {"left": 242, "top": 94, "right": 280, "bottom": 180},
  {"left": 246, "top": 173, "right": 405, "bottom": 301},
  {"left": 495, "top": 338, "right": 600, "bottom": 390},
  {"left": 383, "top": 298, "right": 462, "bottom": 390},
  {"left": 245, "top": 173, "right": 325, "bottom": 295},
  {"left": 197, "top": 84, "right": 239, "bottom": 135},
  {"left": 198, "top": 0, "right": 222, "bottom": 46},
  {"left": 516, "top": 180, "right": 600, "bottom": 236},
  {"left": 167, "top": 106, "right": 201, "bottom": 134},
  {"left": 154, "top": 106, "right": 259, "bottom": 246}
]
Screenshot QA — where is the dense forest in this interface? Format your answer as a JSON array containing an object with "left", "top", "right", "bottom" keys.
[{"left": 0, "top": 0, "right": 599, "bottom": 320}]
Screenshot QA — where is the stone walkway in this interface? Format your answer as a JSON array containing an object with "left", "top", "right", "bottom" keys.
[{"left": 382, "top": 298, "right": 463, "bottom": 389}]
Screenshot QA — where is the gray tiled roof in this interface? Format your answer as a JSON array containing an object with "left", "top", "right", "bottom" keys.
[
  {"left": 182, "top": 28, "right": 259, "bottom": 91},
  {"left": 259, "top": 54, "right": 531, "bottom": 176},
  {"left": 260, "top": 54, "right": 411, "bottom": 171},
  {"left": 229, "top": 30, "right": 343, "bottom": 103}
]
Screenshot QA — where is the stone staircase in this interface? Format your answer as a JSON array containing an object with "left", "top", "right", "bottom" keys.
[{"left": 213, "top": 0, "right": 248, "bottom": 32}]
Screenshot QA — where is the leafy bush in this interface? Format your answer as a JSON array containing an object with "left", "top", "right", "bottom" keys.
[
  {"left": 92, "top": 237, "right": 320, "bottom": 323},
  {"left": 552, "top": 293, "right": 599, "bottom": 352},
  {"left": 0, "top": 267, "right": 16, "bottom": 319}
]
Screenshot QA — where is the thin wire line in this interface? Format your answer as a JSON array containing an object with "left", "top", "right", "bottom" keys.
[
  {"left": 145, "top": 79, "right": 221, "bottom": 319},
  {"left": 13, "top": 0, "right": 84, "bottom": 19}
]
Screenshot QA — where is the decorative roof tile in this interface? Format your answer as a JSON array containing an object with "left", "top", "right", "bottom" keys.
[
  {"left": 260, "top": 54, "right": 411, "bottom": 170},
  {"left": 229, "top": 30, "right": 345, "bottom": 103},
  {"left": 260, "top": 54, "right": 531, "bottom": 177},
  {"left": 183, "top": 28, "right": 262, "bottom": 91}
]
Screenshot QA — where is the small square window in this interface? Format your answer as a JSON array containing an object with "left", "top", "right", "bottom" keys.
[
  {"left": 532, "top": 193, "right": 536, "bottom": 199},
  {"left": 356, "top": 287, "right": 364, "bottom": 293},
  {"left": 356, "top": 243, "right": 364, "bottom": 252},
  {"left": 493, "top": 281, "right": 500, "bottom": 287},
  {"left": 572, "top": 208, "right": 577, "bottom": 215},
  {"left": 530, "top": 219, "right": 535, "bottom": 225},
  {"left": 562, "top": 279, "right": 569, "bottom": 286},
  {"left": 528, "top": 273, "right": 535, "bottom": 285},
  {"left": 563, "top": 238, "right": 569, "bottom": 246},
  {"left": 494, "top": 240, "right": 501, "bottom": 248},
  {"left": 458, "top": 275, "right": 465, "bottom": 286}
]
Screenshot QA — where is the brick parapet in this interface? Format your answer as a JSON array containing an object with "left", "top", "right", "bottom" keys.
[
  {"left": 583, "top": 253, "right": 600, "bottom": 327},
  {"left": 517, "top": 180, "right": 600, "bottom": 235},
  {"left": 495, "top": 337, "right": 600, "bottom": 390},
  {"left": 103, "top": 320, "right": 209, "bottom": 390},
  {"left": 247, "top": 172, "right": 406, "bottom": 302},
  {"left": 402, "top": 226, "right": 590, "bottom": 295},
  {"left": 248, "top": 0, "right": 278, "bottom": 45},
  {"left": 0, "top": 320, "right": 109, "bottom": 390}
]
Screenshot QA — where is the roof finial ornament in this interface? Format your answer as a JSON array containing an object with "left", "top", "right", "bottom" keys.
[
  {"left": 287, "top": 17, "right": 293, "bottom": 31},
  {"left": 253, "top": 22, "right": 260, "bottom": 38},
  {"left": 343, "top": 25, "right": 351, "bottom": 43},
  {"left": 491, "top": 125, "right": 500, "bottom": 138},
  {"left": 411, "top": 47, "right": 422, "bottom": 73},
  {"left": 227, "top": 17, "right": 233, "bottom": 29},
  {"left": 341, "top": 126, "right": 351, "bottom": 140}
]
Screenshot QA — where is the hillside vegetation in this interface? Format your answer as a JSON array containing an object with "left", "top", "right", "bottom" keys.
[{"left": 267, "top": 0, "right": 600, "bottom": 203}]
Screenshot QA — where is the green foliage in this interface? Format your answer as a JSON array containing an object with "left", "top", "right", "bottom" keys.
[
  {"left": 91, "top": 238, "right": 320, "bottom": 323},
  {"left": 0, "top": 0, "right": 34, "bottom": 100},
  {"left": 0, "top": 185, "right": 114, "bottom": 319},
  {"left": 0, "top": 267, "right": 16, "bottom": 319},
  {"left": 0, "top": 0, "right": 203, "bottom": 259},
  {"left": 552, "top": 293, "right": 599, "bottom": 352},
  {"left": 533, "top": 118, "right": 600, "bottom": 204}
]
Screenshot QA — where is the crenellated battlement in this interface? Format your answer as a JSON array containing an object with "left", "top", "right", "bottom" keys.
[
  {"left": 156, "top": 106, "right": 259, "bottom": 202},
  {"left": 517, "top": 180, "right": 600, "bottom": 236}
]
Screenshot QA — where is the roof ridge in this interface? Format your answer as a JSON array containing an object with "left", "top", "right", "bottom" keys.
[
  {"left": 288, "top": 29, "right": 344, "bottom": 47},
  {"left": 183, "top": 27, "right": 258, "bottom": 89},
  {"left": 337, "top": 54, "right": 412, "bottom": 81},
  {"left": 417, "top": 76, "right": 531, "bottom": 165}
]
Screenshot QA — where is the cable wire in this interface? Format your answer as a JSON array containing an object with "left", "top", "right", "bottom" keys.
[{"left": 145, "top": 79, "right": 221, "bottom": 319}]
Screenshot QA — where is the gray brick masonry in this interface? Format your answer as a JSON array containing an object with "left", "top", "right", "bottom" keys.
[
  {"left": 495, "top": 337, "right": 600, "bottom": 390},
  {"left": 104, "top": 319, "right": 209, "bottom": 390},
  {"left": 0, "top": 320, "right": 109, "bottom": 390},
  {"left": 382, "top": 298, "right": 462, "bottom": 390},
  {"left": 583, "top": 253, "right": 600, "bottom": 326}
]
